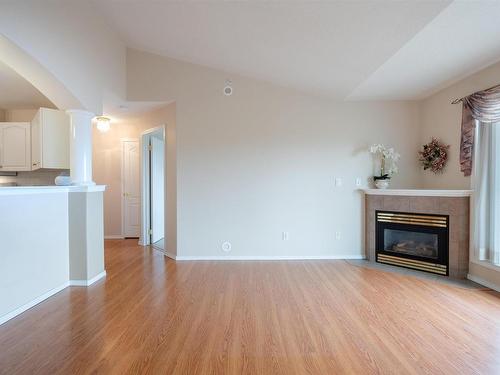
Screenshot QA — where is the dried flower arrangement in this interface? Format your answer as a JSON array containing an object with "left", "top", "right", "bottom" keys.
[{"left": 418, "top": 138, "right": 449, "bottom": 173}]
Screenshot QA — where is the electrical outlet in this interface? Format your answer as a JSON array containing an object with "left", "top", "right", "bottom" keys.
[
  {"left": 282, "top": 232, "right": 289, "bottom": 241},
  {"left": 335, "top": 231, "right": 341, "bottom": 240}
]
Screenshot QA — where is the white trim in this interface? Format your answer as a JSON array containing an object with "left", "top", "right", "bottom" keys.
[
  {"left": 470, "top": 259, "right": 500, "bottom": 272},
  {"left": 175, "top": 255, "right": 366, "bottom": 261},
  {"left": 140, "top": 125, "right": 166, "bottom": 247},
  {"left": 0, "top": 185, "right": 106, "bottom": 195},
  {"left": 0, "top": 282, "right": 69, "bottom": 326},
  {"left": 69, "top": 271, "right": 106, "bottom": 287},
  {"left": 68, "top": 185, "right": 106, "bottom": 192},
  {"left": 362, "top": 189, "right": 473, "bottom": 197},
  {"left": 467, "top": 273, "right": 500, "bottom": 292},
  {"left": 104, "top": 235, "right": 125, "bottom": 240},
  {"left": 140, "top": 132, "right": 151, "bottom": 246}
]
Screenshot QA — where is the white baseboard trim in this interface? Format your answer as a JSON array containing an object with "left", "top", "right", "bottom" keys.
[
  {"left": 0, "top": 282, "right": 69, "bottom": 326},
  {"left": 69, "top": 271, "right": 107, "bottom": 287},
  {"left": 104, "top": 235, "right": 124, "bottom": 240},
  {"left": 175, "top": 255, "right": 366, "bottom": 261},
  {"left": 467, "top": 273, "right": 500, "bottom": 292}
]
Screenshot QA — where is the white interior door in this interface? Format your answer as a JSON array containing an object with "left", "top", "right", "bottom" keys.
[
  {"left": 122, "top": 140, "right": 141, "bottom": 237},
  {"left": 151, "top": 136, "right": 165, "bottom": 243}
]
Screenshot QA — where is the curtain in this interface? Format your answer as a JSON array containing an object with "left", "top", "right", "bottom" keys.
[
  {"left": 472, "top": 121, "right": 500, "bottom": 265},
  {"left": 459, "top": 85, "right": 500, "bottom": 176}
]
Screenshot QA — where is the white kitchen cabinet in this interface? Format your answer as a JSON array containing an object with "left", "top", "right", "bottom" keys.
[
  {"left": 0, "top": 122, "right": 31, "bottom": 171},
  {"left": 31, "top": 108, "right": 70, "bottom": 170}
]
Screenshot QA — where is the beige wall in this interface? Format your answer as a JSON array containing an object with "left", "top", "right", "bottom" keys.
[
  {"left": 420, "top": 60, "right": 500, "bottom": 189},
  {"left": 0, "top": 191, "right": 69, "bottom": 321},
  {"left": 0, "top": 169, "right": 67, "bottom": 186},
  {"left": 68, "top": 191, "right": 105, "bottom": 281},
  {"left": 127, "top": 49, "right": 422, "bottom": 258},
  {"left": 92, "top": 103, "right": 177, "bottom": 254},
  {"left": 3, "top": 108, "right": 38, "bottom": 122}
]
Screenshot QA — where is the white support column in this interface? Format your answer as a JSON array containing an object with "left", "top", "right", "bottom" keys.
[{"left": 66, "top": 109, "right": 95, "bottom": 185}]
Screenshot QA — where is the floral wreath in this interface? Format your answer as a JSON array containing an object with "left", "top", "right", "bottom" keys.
[{"left": 419, "top": 138, "right": 449, "bottom": 173}]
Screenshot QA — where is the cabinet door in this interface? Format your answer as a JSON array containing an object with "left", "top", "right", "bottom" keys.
[
  {"left": 31, "top": 111, "right": 42, "bottom": 170},
  {"left": 0, "top": 123, "right": 31, "bottom": 171},
  {"left": 40, "top": 108, "right": 69, "bottom": 169}
]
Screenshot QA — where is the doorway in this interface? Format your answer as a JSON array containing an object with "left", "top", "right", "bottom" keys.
[
  {"left": 140, "top": 126, "right": 166, "bottom": 251},
  {"left": 122, "top": 139, "right": 141, "bottom": 238}
]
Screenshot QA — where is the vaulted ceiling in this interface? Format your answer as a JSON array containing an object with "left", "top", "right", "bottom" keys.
[
  {"left": 0, "top": 60, "right": 53, "bottom": 109},
  {"left": 95, "top": 0, "right": 500, "bottom": 100}
]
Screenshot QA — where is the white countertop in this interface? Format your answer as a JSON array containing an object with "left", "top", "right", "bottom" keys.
[
  {"left": 362, "top": 189, "right": 473, "bottom": 197},
  {"left": 0, "top": 185, "right": 106, "bottom": 195}
]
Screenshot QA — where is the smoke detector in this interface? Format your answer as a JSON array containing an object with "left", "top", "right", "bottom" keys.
[{"left": 223, "top": 79, "right": 233, "bottom": 96}]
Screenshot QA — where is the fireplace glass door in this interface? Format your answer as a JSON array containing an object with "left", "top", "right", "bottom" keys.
[{"left": 383, "top": 229, "right": 438, "bottom": 260}]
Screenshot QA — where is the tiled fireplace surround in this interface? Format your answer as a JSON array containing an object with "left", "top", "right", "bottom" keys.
[{"left": 365, "top": 191, "right": 471, "bottom": 279}]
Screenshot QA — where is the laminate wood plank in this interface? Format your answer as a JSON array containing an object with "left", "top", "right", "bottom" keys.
[{"left": 1, "top": 240, "right": 499, "bottom": 374}]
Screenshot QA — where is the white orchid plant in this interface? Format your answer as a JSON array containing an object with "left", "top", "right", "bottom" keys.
[{"left": 369, "top": 144, "right": 400, "bottom": 181}]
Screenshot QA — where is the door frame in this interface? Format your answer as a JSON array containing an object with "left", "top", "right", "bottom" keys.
[
  {"left": 139, "top": 125, "right": 166, "bottom": 247},
  {"left": 121, "top": 138, "right": 140, "bottom": 239}
]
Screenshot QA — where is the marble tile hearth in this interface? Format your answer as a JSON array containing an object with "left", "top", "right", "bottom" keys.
[{"left": 364, "top": 189, "right": 472, "bottom": 279}]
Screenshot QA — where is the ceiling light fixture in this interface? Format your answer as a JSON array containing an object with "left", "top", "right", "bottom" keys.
[{"left": 95, "top": 116, "right": 111, "bottom": 132}]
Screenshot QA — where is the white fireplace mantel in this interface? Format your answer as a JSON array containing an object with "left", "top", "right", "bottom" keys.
[{"left": 362, "top": 189, "right": 473, "bottom": 197}]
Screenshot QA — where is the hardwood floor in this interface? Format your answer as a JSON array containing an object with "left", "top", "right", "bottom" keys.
[{"left": 1, "top": 239, "right": 500, "bottom": 374}]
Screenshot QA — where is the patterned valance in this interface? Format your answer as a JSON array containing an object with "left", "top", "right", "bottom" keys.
[{"left": 457, "top": 85, "right": 500, "bottom": 176}]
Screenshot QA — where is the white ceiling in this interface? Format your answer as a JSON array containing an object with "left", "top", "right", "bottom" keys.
[
  {"left": 95, "top": 0, "right": 500, "bottom": 100},
  {"left": 349, "top": 1, "right": 500, "bottom": 100},
  {"left": 0, "top": 60, "right": 54, "bottom": 109}
]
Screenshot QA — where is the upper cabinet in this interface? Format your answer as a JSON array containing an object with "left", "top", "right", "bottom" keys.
[
  {"left": 31, "top": 108, "right": 69, "bottom": 170},
  {"left": 0, "top": 122, "right": 31, "bottom": 171}
]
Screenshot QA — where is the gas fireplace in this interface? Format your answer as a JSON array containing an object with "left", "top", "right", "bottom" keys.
[{"left": 376, "top": 211, "right": 449, "bottom": 275}]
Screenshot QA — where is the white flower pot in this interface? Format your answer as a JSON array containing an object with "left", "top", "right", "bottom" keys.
[{"left": 375, "top": 179, "right": 390, "bottom": 189}]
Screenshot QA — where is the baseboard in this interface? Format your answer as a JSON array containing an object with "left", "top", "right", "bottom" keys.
[
  {"left": 69, "top": 271, "right": 107, "bottom": 287},
  {"left": 0, "top": 282, "right": 69, "bottom": 326},
  {"left": 467, "top": 273, "right": 500, "bottom": 292},
  {"left": 175, "top": 255, "right": 366, "bottom": 261},
  {"left": 104, "top": 235, "right": 124, "bottom": 240}
]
